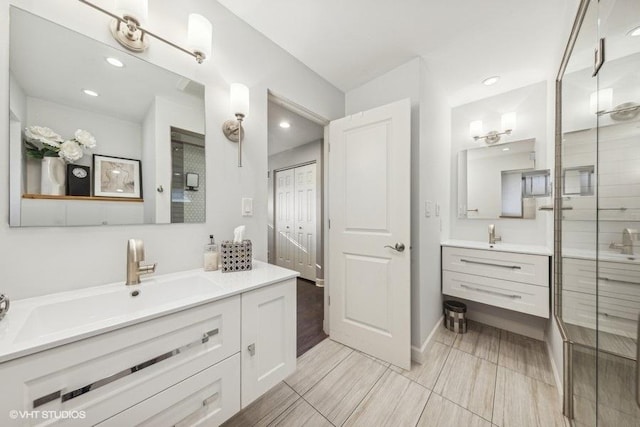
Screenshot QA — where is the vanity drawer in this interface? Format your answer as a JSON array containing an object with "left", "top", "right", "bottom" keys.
[
  {"left": 443, "top": 271, "right": 549, "bottom": 318},
  {"left": 442, "top": 246, "right": 549, "bottom": 287},
  {"left": 563, "top": 258, "right": 640, "bottom": 301},
  {"left": 0, "top": 297, "right": 240, "bottom": 426},
  {"left": 562, "top": 290, "right": 639, "bottom": 337},
  {"left": 97, "top": 353, "right": 240, "bottom": 427}
]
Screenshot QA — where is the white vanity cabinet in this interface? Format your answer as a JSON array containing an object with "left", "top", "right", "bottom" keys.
[
  {"left": 442, "top": 245, "right": 551, "bottom": 318},
  {"left": 0, "top": 275, "right": 297, "bottom": 427},
  {"left": 241, "top": 279, "right": 297, "bottom": 407},
  {"left": 562, "top": 257, "right": 640, "bottom": 337}
]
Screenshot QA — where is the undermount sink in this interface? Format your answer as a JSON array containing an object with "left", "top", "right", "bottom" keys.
[{"left": 14, "top": 274, "right": 219, "bottom": 343}]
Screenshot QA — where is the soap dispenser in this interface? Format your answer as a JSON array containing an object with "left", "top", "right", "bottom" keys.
[{"left": 203, "top": 235, "right": 219, "bottom": 271}]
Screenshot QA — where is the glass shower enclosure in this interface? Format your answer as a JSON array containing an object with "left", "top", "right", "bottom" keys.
[{"left": 556, "top": 0, "right": 640, "bottom": 425}]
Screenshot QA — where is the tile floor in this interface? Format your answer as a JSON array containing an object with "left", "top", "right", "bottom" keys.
[{"left": 223, "top": 321, "right": 570, "bottom": 427}]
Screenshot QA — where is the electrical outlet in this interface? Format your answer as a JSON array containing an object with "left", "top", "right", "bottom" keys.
[{"left": 425, "top": 200, "right": 432, "bottom": 218}]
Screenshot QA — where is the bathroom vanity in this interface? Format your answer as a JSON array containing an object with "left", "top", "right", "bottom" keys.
[
  {"left": 441, "top": 240, "right": 552, "bottom": 318},
  {"left": 0, "top": 261, "right": 297, "bottom": 426}
]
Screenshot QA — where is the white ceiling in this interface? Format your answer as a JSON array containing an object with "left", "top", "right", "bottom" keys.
[
  {"left": 217, "top": 0, "right": 578, "bottom": 106},
  {"left": 268, "top": 101, "right": 324, "bottom": 156}
]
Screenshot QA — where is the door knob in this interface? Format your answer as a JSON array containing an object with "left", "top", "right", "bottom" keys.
[{"left": 384, "top": 243, "right": 405, "bottom": 252}]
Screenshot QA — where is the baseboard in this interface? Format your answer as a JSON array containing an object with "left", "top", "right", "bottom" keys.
[
  {"left": 316, "top": 278, "right": 325, "bottom": 288},
  {"left": 545, "top": 337, "right": 564, "bottom": 405},
  {"left": 411, "top": 317, "right": 444, "bottom": 364}
]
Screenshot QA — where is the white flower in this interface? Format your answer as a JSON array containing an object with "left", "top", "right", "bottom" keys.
[
  {"left": 74, "top": 129, "right": 96, "bottom": 148},
  {"left": 58, "top": 140, "right": 84, "bottom": 162},
  {"left": 25, "top": 126, "right": 64, "bottom": 148}
]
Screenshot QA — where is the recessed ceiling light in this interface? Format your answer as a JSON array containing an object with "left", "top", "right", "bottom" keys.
[
  {"left": 482, "top": 76, "right": 500, "bottom": 86},
  {"left": 502, "top": 147, "right": 510, "bottom": 151},
  {"left": 628, "top": 25, "right": 640, "bottom": 37},
  {"left": 106, "top": 57, "right": 124, "bottom": 67},
  {"left": 82, "top": 89, "right": 99, "bottom": 97},
  {"left": 279, "top": 121, "right": 291, "bottom": 129}
]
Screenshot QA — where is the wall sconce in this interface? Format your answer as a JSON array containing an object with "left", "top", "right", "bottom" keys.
[
  {"left": 590, "top": 88, "right": 640, "bottom": 121},
  {"left": 222, "top": 84, "right": 250, "bottom": 167},
  {"left": 470, "top": 112, "right": 517, "bottom": 144},
  {"left": 79, "top": 0, "right": 212, "bottom": 64}
]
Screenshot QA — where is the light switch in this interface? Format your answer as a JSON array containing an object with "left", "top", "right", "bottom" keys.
[{"left": 242, "top": 198, "right": 253, "bottom": 216}]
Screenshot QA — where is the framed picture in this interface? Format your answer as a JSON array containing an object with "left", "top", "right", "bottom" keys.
[{"left": 93, "top": 154, "right": 142, "bottom": 199}]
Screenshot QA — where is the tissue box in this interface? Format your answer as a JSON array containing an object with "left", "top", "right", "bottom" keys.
[{"left": 221, "top": 240, "right": 252, "bottom": 273}]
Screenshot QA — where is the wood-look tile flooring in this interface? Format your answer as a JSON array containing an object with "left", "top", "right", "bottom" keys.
[
  {"left": 223, "top": 321, "right": 570, "bottom": 427},
  {"left": 296, "top": 278, "right": 328, "bottom": 357}
]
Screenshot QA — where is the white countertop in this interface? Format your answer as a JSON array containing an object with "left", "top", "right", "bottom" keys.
[
  {"left": 0, "top": 261, "right": 298, "bottom": 364},
  {"left": 441, "top": 239, "right": 552, "bottom": 256}
]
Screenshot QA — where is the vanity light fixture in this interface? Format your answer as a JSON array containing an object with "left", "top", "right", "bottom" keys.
[
  {"left": 82, "top": 89, "right": 99, "bottom": 97},
  {"left": 470, "top": 112, "right": 517, "bottom": 144},
  {"left": 590, "top": 88, "right": 640, "bottom": 120},
  {"left": 222, "top": 83, "right": 250, "bottom": 167},
  {"left": 78, "top": 0, "right": 212, "bottom": 64},
  {"left": 279, "top": 121, "right": 291, "bottom": 129},
  {"left": 482, "top": 76, "right": 500, "bottom": 86}
]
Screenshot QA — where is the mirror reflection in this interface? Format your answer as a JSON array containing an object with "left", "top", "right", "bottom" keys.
[
  {"left": 9, "top": 7, "right": 206, "bottom": 227},
  {"left": 458, "top": 139, "right": 550, "bottom": 220}
]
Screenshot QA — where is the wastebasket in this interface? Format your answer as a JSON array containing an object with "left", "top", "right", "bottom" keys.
[{"left": 443, "top": 300, "right": 467, "bottom": 333}]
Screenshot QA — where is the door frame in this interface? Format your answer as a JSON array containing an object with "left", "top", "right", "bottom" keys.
[{"left": 268, "top": 91, "right": 331, "bottom": 334}]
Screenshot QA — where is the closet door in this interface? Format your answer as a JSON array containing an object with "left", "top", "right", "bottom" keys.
[
  {"left": 275, "top": 169, "right": 295, "bottom": 270},
  {"left": 294, "top": 163, "right": 316, "bottom": 281}
]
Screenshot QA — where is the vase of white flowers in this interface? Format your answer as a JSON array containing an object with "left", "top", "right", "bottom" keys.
[{"left": 24, "top": 126, "right": 96, "bottom": 195}]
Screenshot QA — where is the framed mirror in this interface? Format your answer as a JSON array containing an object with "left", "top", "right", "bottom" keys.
[{"left": 8, "top": 7, "right": 206, "bottom": 227}]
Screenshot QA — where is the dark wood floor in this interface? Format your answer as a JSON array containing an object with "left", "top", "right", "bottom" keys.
[{"left": 296, "top": 278, "right": 328, "bottom": 357}]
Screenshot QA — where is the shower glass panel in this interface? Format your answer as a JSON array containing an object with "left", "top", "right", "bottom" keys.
[{"left": 558, "top": 0, "right": 640, "bottom": 425}]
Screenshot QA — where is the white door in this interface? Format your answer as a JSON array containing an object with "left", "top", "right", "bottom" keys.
[
  {"left": 275, "top": 168, "right": 295, "bottom": 270},
  {"left": 294, "top": 163, "right": 317, "bottom": 281},
  {"left": 329, "top": 98, "right": 411, "bottom": 370}
]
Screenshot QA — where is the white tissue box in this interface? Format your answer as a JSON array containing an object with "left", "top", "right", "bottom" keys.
[{"left": 220, "top": 240, "right": 252, "bottom": 272}]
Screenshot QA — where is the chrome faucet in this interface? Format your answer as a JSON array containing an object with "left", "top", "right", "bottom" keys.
[
  {"left": 126, "top": 239, "right": 156, "bottom": 285},
  {"left": 488, "top": 224, "right": 502, "bottom": 245},
  {"left": 609, "top": 228, "right": 639, "bottom": 255}
]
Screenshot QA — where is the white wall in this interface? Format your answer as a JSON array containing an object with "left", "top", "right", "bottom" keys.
[
  {"left": 450, "top": 81, "right": 550, "bottom": 244},
  {"left": 0, "top": 0, "right": 343, "bottom": 300},
  {"left": 345, "top": 57, "right": 451, "bottom": 351},
  {"left": 267, "top": 139, "right": 323, "bottom": 279}
]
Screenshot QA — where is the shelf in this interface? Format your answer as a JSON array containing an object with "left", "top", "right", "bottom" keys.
[{"left": 22, "top": 194, "right": 144, "bottom": 203}]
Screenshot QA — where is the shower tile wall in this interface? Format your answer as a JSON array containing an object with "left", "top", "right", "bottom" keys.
[{"left": 171, "top": 142, "right": 205, "bottom": 223}]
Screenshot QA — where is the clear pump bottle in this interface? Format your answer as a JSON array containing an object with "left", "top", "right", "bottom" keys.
[{"left": 203, "top": 235, "right": 219, "bottom": 271}]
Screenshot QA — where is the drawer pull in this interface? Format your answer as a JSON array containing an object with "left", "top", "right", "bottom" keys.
[
  {"left": 460, "top": 284, "right": 522, "bottom": 299},
  {"left": 33, "top": 327, "right": 220, "bottom": 409},
  {"left": 598, "top": 277, "right": 640, "bottom": 286},
  {"left": 460, "top": 259, "right": 522, "bottom": 270},
  {"left": 598, "top": 311, "right": 631, "bottom": 321},
  {"left": 203, "top": 391, "right": 219, "bottom": 407}
]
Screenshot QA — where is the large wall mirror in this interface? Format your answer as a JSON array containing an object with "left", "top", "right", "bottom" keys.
[
  {"left": 8, "top": 7, "right": 206, "bottom": 227},
  {"left": 458, "top": 139, "right": 551, "bottom": 220}
]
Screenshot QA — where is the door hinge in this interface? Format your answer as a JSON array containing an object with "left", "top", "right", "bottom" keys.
[
  {"left": 328, "top": 143, "right": 330, "bottom": 152},
  {"left": 328, "top": 219, "right": 331, "bottom": 229},
  {"left": 328, "top": 296, "right": 330, "bottom": 306},
  {"left": 593, "top": 37, "right": 605, "bottom": 77}
]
